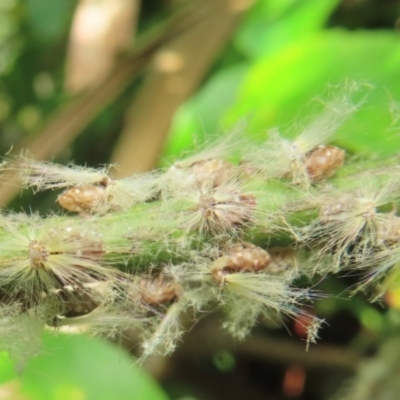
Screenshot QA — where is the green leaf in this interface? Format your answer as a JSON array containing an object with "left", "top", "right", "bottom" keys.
[
  {"left": 225, "top": 30, "right": 400, "bottom": 156},
  {"left": 26, "top": 0, "right": 76, "bottom": 42},
  {"left": 0, "top": 353, "right": 18, "bottom": 384},
  {"left": 235, "top": 0, "right": 340, "bottom": 59},
  {"left": 20, "top": 333, "right": 169, "bottom": 400}
]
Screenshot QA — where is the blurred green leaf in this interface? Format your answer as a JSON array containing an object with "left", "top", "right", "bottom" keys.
[
  {"left": 0, "top": 353, "right": 18, "bottom": 384},
  {"left": 20, "top": 333, "right": 168, "bottom": 400},
  {"left": 26, "top": 0, "right": 76, "bottom": 42},
  {"left": 235, "top": 0, "right": 340, "bottom": 59},
  {"left": 225, "top": 30, "right": 400, "bottom": 156}
]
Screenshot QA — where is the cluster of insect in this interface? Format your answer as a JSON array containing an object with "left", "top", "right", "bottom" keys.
[{"left": 1, "top": 91, "right": 400, "bottom": 366}]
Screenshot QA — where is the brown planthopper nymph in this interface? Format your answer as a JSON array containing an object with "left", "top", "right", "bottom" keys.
[
  {"left": 211, "top": 242, "right": 271, "bottom": 285},
  {"left": 305, "top": 144, "right": 345, "bottom": 182},
  {"left": 57, "top": 177, "right": 111, "bottom": 213},
  {"left": 138, "top": 275, "right": 182, "bottom": 306}
]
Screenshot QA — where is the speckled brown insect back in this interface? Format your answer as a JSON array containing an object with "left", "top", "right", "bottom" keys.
[
  {"left": 164, "top": 158, "right": 235, "bottom": 200},
  {"left": 319, "top": 195, "right": 354, "bottom": 223},
  {"left": 211, "top": 242, "right": 271, "bottom": 284},
  {"left": 305, "top": 145, "right": 345, "bottom": 181},
  {"left": 57, "top": 177, "right": 112, "bottom": 213},
  {"left": 138, "top": 275, "right": 182, "bottom": 306}
]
